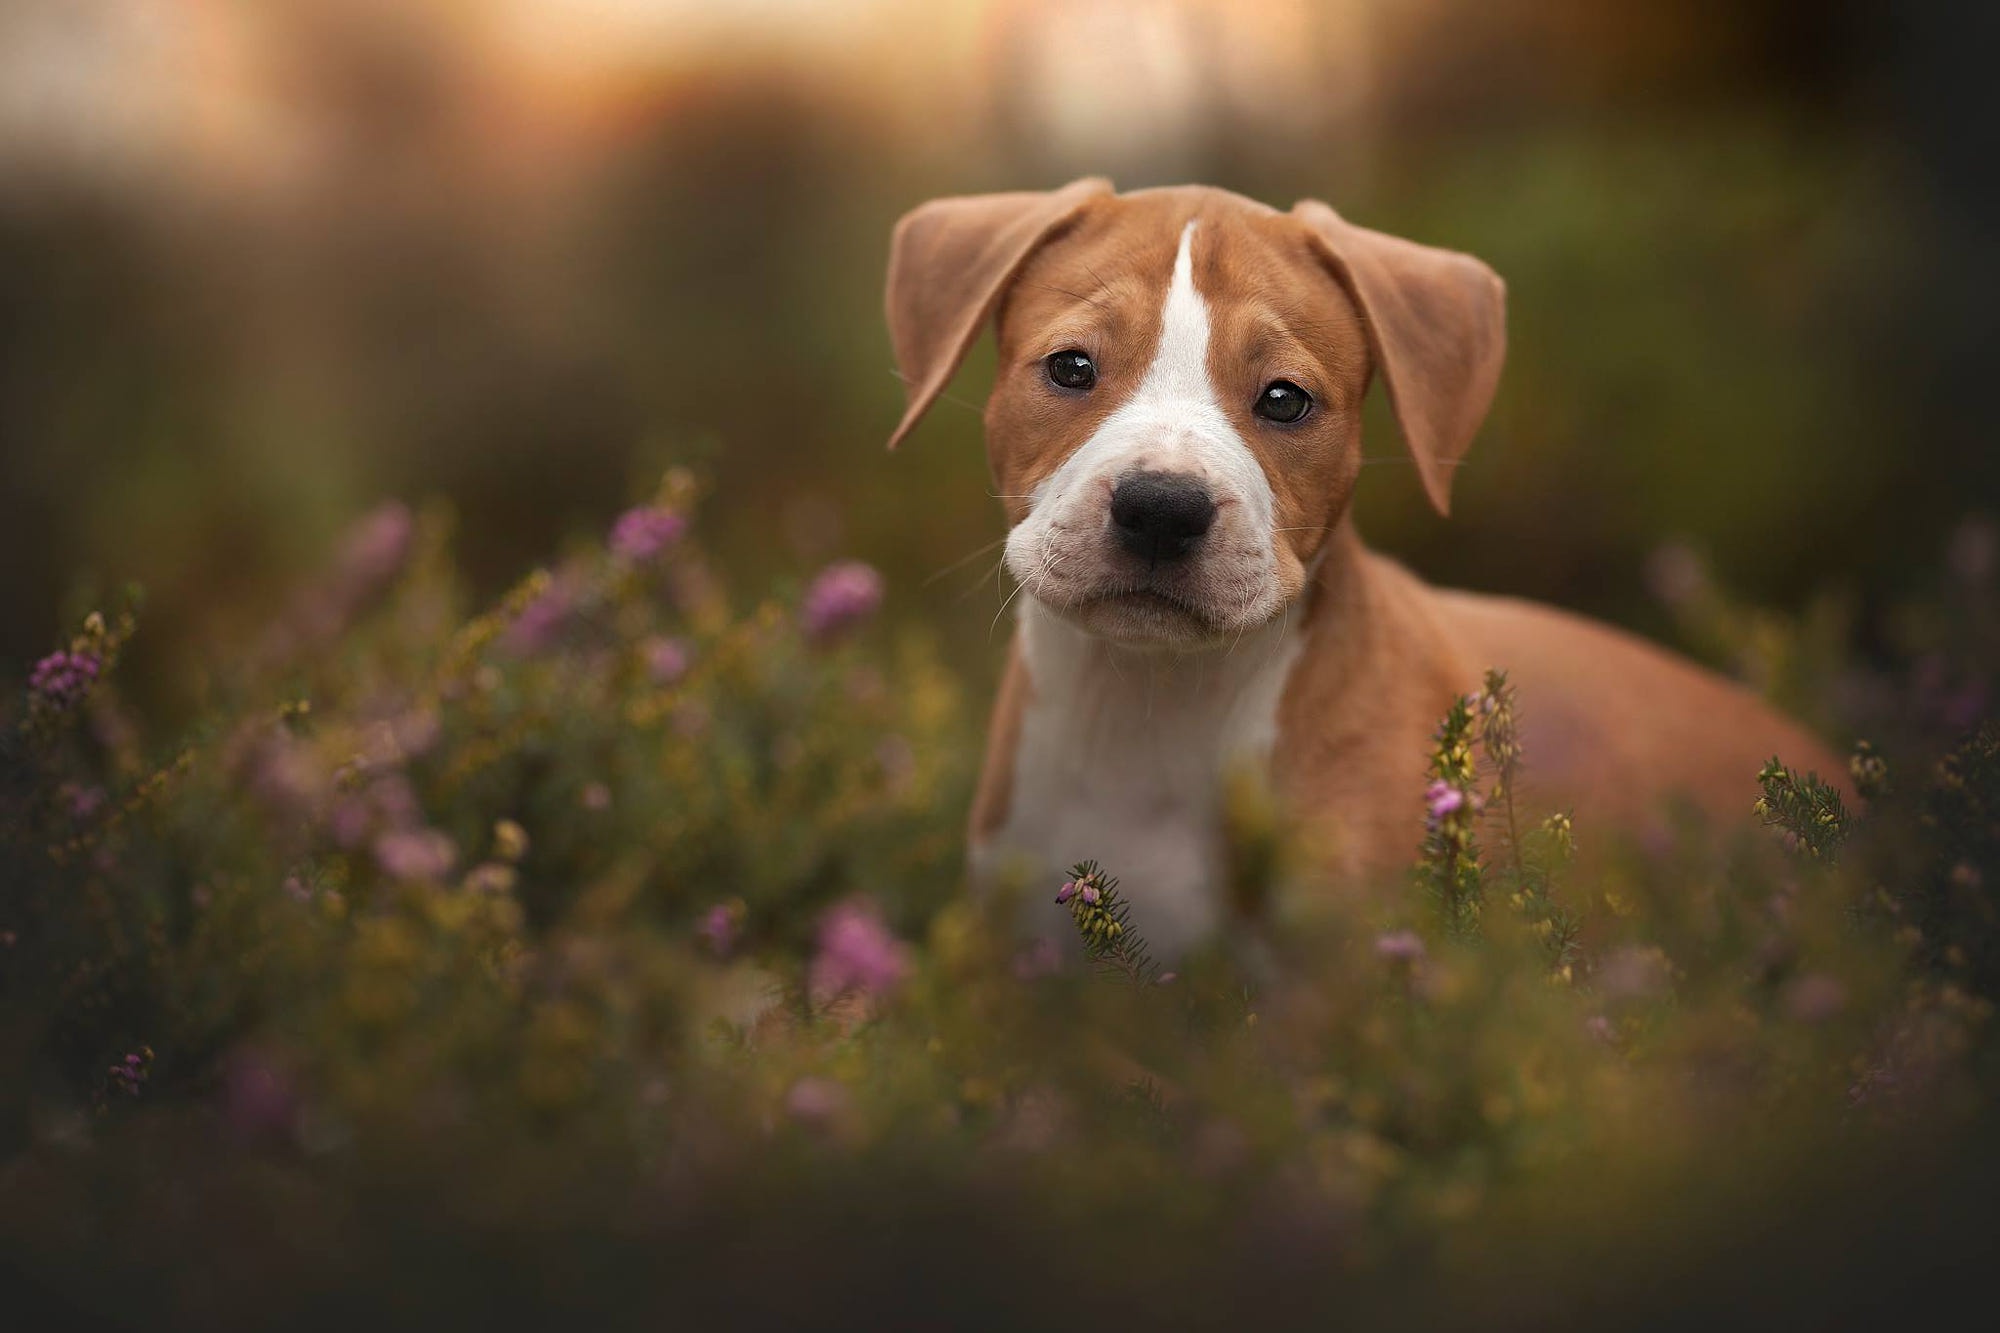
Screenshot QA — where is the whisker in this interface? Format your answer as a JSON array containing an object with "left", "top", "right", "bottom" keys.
[
  {"left": 989, "top": 575, "right": 1031, "bottom": 639},
  {"left": 921, "top": 534, "right": 1009, "bottom": 588},
  {"left": 952, "top": 559, "right": 1008, "bottom": 605}
]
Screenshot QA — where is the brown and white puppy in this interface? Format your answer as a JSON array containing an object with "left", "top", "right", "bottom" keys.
[{"left": 885, "top": 179, "right": 1842, "bottom": 952}]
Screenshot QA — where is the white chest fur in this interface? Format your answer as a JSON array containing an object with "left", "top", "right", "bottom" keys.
[{"left": 972, "top": 600, "right": 1303, "bottom": 954}]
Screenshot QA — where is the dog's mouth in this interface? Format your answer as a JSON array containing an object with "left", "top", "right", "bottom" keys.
[{"left": 1048, "top": 582, "right": 1229, "bottom": 646}]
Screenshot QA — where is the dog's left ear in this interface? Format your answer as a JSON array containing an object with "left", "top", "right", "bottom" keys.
[
  {"left": 885, "top": 177, "right": 1113, "bottom": 450},
  {"left": 1291, "top": 201, "right": 1506, "bottom": 516}
]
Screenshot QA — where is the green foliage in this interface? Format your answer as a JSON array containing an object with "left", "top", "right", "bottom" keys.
[
  {"left": 1755, "top": 756, "right": 1853, "bottom": 862},
  {"left": 1056, "top": 861, "right": 1162, "bottom": 986},
  {"left": 0, "top": 477, "right": 1997, "bottom": 1323},
  {"left": 1413, "top": 669, "right": 1582, "bottom": 968},
  {"left": 1418, "top": 693, "right": 1486, "bottom": 940}
]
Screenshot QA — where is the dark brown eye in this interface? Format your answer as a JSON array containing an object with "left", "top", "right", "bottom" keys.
[
  {"left": 1254, "top": 380, "right": 1312, "bottom": 424},
  {"left": 1046, "top": 350, "right": 1096, "bottom": 390}
]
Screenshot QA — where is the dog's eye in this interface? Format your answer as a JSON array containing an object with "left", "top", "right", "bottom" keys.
[
  {"left": 1254, "top": 380, "right": 1312, "bottom": 424},
  {"left": 1046, "top": 350, "right": 1097, "bottom": 391}
]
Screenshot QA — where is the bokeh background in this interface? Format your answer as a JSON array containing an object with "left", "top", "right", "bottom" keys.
[{"left": 2, "top": 0, "right": 1995, "bottom": 711}]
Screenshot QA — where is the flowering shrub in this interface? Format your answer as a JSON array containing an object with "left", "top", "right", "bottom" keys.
[{"left": 1, "top": 474, "right": 1997, "bottom": 1326}]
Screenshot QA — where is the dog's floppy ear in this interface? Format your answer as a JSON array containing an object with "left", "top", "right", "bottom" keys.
[
  {"left": 885, "top": 177, "right": 1113, "bottom": 450},
  {"left": 1291, "top": 200, "right": 1506, "bottom": 516}
]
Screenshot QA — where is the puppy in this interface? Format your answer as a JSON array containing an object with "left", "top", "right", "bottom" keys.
[{"left": 884, "top": 180, "right": 1843, "bottom": 952}]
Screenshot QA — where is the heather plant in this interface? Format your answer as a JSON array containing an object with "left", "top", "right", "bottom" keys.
[
  {"left": 0, "top": 477, "right": 1997, "bottom": 1326},
  {"left": 1055, "top": 861, "right": 1164, "bottom": 986},
  {"left": 1754, "top": 755, "right": 1853, "bottom": 862}
]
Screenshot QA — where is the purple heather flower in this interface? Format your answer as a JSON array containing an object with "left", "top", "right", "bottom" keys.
[
  {"left": 809, "top": 899, "right": 910, "bottom": 1001},
  {"left": 1012, "top": 937, "right": 1061, "bottom": 981},
  {"left": 335, "top": 501, "right": 414, "bottom": 590},
  {"left": 61, "top": 783, "right": 107, "bottom": 821},
  {"left": 106, "top": 1047, "right": 152, "bottom": 1098},
  {"left": 580, "top": 781, "right": 612, "bottom": 812},
  {"left": 462, "top": 862, "right": 518, "bottom": 895},
  {"left": 1597, "top": 946, "right": 1672, "bottom": 1001},
  {"left": 643, "top": 636, "right": 692, "bottom": 685},
  {"left": 27, "top": 650, "right": 100, "bottom": 710},
  {"left": 250, "top": 737, "right": 330, "bottom": 814},
  {"left": 1584, "top": 1014, "right": 1617, "bottom": 1045},
  {"left": 609, "top": 505, "right": 687, "bottom": 563},
  {"left": 800, "top": 561, "right": 884, "bottom": 645},
  {"left": 391, "top": 708, "right": 441, "bottom": 759},
  {"left": 374, "top": 828, "right": 458, "bottom": 882},
  {"left": 1054, "top": 880, "right": 1076, "bottom": 905},
  {"left": 1079, "top": 882, "right": 1102, "bottom": 906},
  {"left": 504, "top": 578, "right": 577, "bottom": 656},
  {"left": 784, "top": 1076, "right": 848, "bottom": 1125},
  {"left": 1425, "top": 780, "right": 1467, "bottom": 824},
  {"left": 1374, "top": 930, "right": 1426, "bottom": 962},
  {"left": 699, "top": 901, "right": 741, "bottom": 957}
]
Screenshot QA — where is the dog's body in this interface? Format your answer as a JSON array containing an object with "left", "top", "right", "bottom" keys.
[{"left": 885, "top": 181, "right": 1841, "bottom": 951}]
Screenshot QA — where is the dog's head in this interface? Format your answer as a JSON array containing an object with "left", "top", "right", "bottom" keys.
[{"left": 885, "top": 181, "right": 1505, "bottom": 648}]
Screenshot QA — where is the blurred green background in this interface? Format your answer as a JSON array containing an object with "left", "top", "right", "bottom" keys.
[{"left": 2, "top": 0, "right": 1994, "bottom": 712}]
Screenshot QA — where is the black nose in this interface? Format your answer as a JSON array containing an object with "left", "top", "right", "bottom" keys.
[{"left": 1110, "top": 471, "right": 1217, "bottom": 563}]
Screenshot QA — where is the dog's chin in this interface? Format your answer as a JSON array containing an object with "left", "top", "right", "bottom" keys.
[{"left": 1042, "top": 587, "right": 1241, "bottom": 649}]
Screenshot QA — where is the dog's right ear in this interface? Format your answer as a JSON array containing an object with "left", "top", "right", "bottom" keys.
[{"left": 884, "top": 178, "right": 1113, "bottom": 450}]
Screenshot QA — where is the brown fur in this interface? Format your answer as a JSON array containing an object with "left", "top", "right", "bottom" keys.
[{"left": 890, "top": 182, "right": 1844, "bottom": 885}]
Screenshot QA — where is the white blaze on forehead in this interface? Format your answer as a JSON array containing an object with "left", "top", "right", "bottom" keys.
[
  {"left": 1147, "top": 220, "right": 1216, "bottom": 401},
  {"left": 1020, "top": 220, "right": 1274, "bottom": 523}
]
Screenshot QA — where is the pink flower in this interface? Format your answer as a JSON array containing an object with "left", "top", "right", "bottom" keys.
[
  {"left": 800, "top": 561, "right": 884, "bottom": 645},
  {"left": 250, "top": 738, "right": 330, "bottom": 814},
  {"left": 699, "top": 901, "right": 742, "bottom": 957},
  {"left": 504, "top": 578, "right": 577, "bottom": 656},
  {"left": 1597, "top": 946, "right": 1672, "bottom": 1001},
  {"left": 609, "top": 506, "right": 687, "bottom": 563},
  {"left": 374, "top": 828, "right": 458, "bottom": 882},
  {"left": 1054, "top": 880, "right": 1077, "bottom": 905},
  {"left": 27, "top": 650, "right": 100, "bottom": 710},
  {"left": 60, "top": 783, "right": 107, "bottom": 821},
  {"left": 1012, "top": 937, "right": 1061, "bottom": 981},
  {"left": 335, "top": 502, "right": 414, "bottom": 590},
  {"left": 643, "top": 636, "right": 692, "bottom": 685},
  {"left": 808, "top": 899, "right": 910, "bottom": 1001},
  {"left": 1374, "top": 930, "right": 1426, "bottom": 962},
  {"left": 784, "top": 1076, "right": 848, "bottom": 1125},
  {"left": 1425, "top": 780, "right": 1470, "bottom": 825}
]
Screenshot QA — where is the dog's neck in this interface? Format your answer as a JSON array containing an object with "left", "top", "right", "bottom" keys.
[{"left": 1013, "top": 521, "right": 1369, "bottom": 766}]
